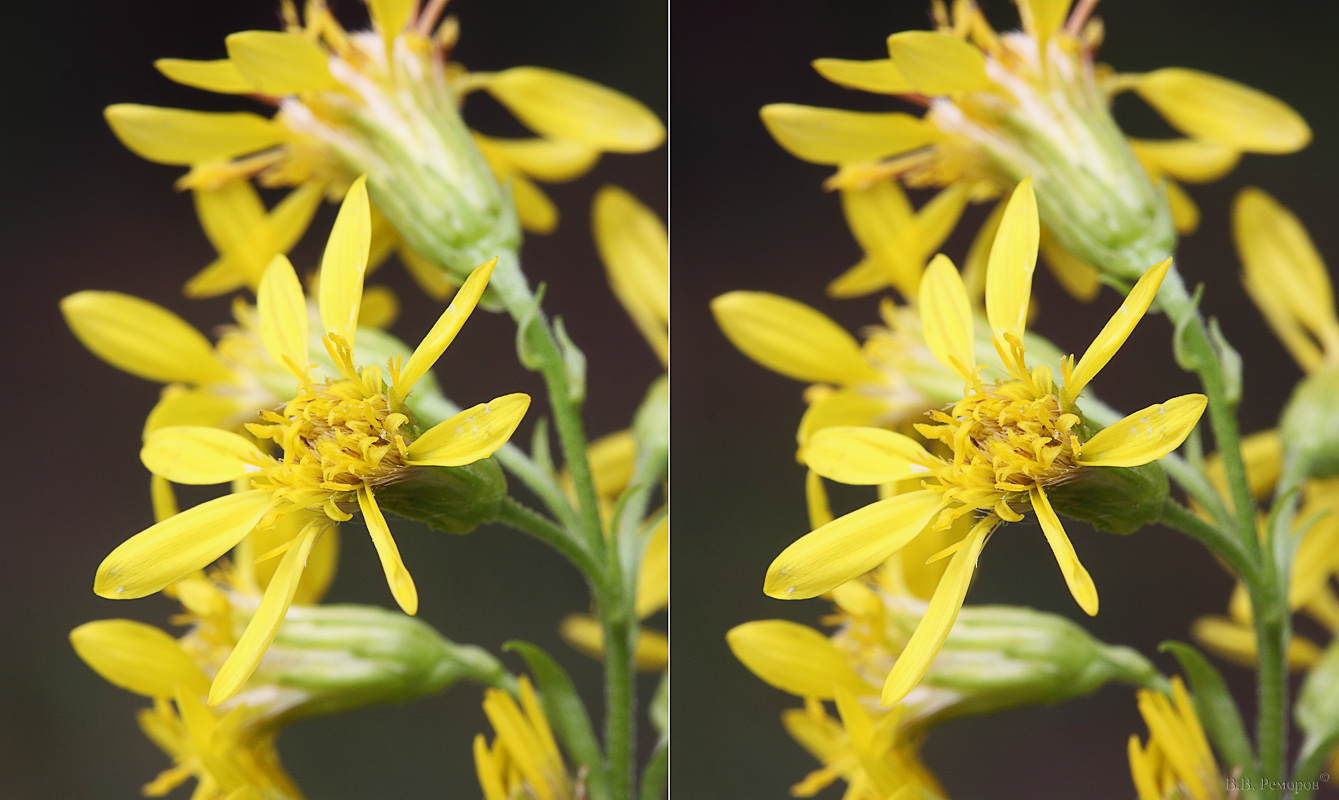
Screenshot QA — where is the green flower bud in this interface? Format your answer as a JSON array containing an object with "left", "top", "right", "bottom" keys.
[
  {"left": 286, "top": 39, "right": 520, "bottom": 283},
  {"left": 900, "top": 604, "right": 1158, "bottom": 726},
  {"left": 252, "top": 602, "right": 512, "bottom": 726},
  {"left": 1045, "top": 460, "right": 1170, "bottom": 536},
  {"left": 1280, "top": 363, "right": 1339, "bottom": 479},
  {"left": 939, "top": 47, "right": 1175, "bottom": 281},
  {"left": 374, "top": 457, "right": 508, "bottom": 535}
]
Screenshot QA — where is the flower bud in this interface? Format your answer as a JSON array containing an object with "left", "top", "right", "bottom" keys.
[
  {"left": 251, "top": 602, "right": 511, "bottom": 725},
  {"left": 372, "top": 457, "right": 508, "bottom": 535},
  {"left": 907, "top": 603, "right": 1159, "bottom": 725},
  {"left": 1280, "top": 363, "right": 1339, "bottom": 479}
]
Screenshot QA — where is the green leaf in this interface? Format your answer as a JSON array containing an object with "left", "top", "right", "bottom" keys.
[
  {"left": 638, "top": 736, "right": 668, "bottom": 800},
  {"left": 1160, "top": 642, "right": 1256, "bottom": 775},
  {"left": 1171, "top": 284, "right": 1206, "bottom": 372},
  {"left": 514, "top": 283, "right": 549, "bottom": 370},
  {"left": 649, "top": 670, "right": 668, "bottom": 735},
  {"left": 1208, "top": 318, "right": 1242, "bottom": 407},
  {"left": 530, "top": 416, "right": 557, "bottom": 481},
  {"left": 553, "top": 316, "right": 587, "bottom": 404},
  {"left": 504, "top": 640, "right": 608, "bottom": 800}
]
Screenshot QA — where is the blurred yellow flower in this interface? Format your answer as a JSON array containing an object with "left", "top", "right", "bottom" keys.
[
  {"left": 763, "top": 0, "right": 1308, "bottom": 294},
  {"left": 475, "top": 676, "right": 579, "bottom": 800},
  {"left": 592, "top": 186, "right": 669, "bottom": 367},
  {"left": 1128, "top": 677, "right": 1226, "bottom": 800}
]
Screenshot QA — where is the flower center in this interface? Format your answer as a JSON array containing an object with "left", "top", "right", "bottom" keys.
[
  {"left": 918, "top": 374, "right": 1083, "bottom": 525},
  {"left": 247, "top": 339, "right": 412, "bottom": 524}
]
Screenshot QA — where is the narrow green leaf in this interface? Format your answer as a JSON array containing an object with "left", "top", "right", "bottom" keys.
[
  {"left": 1161, "top": 641, "right": 1256, "bottom": 774},
  {"left": 1171, "top": 283, "right": 1206, "bottom": 372},
  {"left": 514, "top": 283, "right": 549, "bottom": 370},
  {"left": 1208, "top": 318, "right": 1243, "bottom": 407},
  {"left": 553, "top": 317, "right": 587, "bottom": 404},
  {"left": 530, "top": 416, "right": 557, "bottom": 481},
  {"left": 638, "top": 737, "right": 668, "bottom": 800},
  {"left": 504, "top": 640, "right": 609, "bottom": 800}
]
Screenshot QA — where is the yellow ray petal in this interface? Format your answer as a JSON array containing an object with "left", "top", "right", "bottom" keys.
[
  {"left": 150, "top": 475, "right": 178, "bottom": 523},
  {"left": 225, "top": 31, "right": 339, "bottom": 95},
  {"left": 760, "top": 104, "right": 937, "bottom": 166},
  {"left": 1078, "top": 394, "right": 1208, "bottom": 467},
  {"left": 358, "top": 486, "right": 417, "bottom": 614},
  {"left": 802, "top": 426, "right": 932, "bottom": 485},
  {"left": 154, "top": 58, "right": 255, "bottom": 95},
  {"left": 919, "top": 253, "right": 976, "bottom": 378},
  {"left": 367, "top": 0, "right": 416, "bottom": 51},
  {"left": 318, "top": 175, "right": 371, "bottom": 347},
  {"left": 104, "top": 104, "right": 286, "bottom": 166},
  {"left": 257, "top": 254, "right": 309, "bottom": 373},
  {"left": 712, "top": 292, "right": 881, "bottom": 385},
  {"left": 812, "top": 57, "right": 913, "bottom": 95},
  {"left": 1164, "top": 177, "right": 1200, "bottom": 235},
  {"left": 61, "top": 291, "right": 232, "bottom": 385},
  {"left": 1031, "top": 487, "right": 1099, "bottom": 615},
  {"left": 144, "top": 388, "right": 239, "bottom": 437},
  {"left": 1039, "top": 229, "right": 1101, "bottom": 302},
  {"left": 357, "top": 285, "right": 400, "bottom": 330},
  {"left": 841, "top": 181, "right": 922, "bottom": 298},
  {"left": 1133, "top": 68, "right": 1311, "bottom": 154},
  {"left": 473, "top": 135, "right": 601, "bottom": 182},
  {"left": 636, "top": 518, "right": 669, "bottom": 618},
  {"left": 916, "top": 184, "right": 972, "bottom": 256},
  {"left": 95, "top": 490, "right": 271, "bottom": 599},
  {"left": 141, "top": 427, "right": 263, "bottom": 485},
  {"left": 593, "top": 186, "right": 669, "bottom": 365},
  {"left": 587, "top": 429, "right": 637, "bottom": 499},
  {"left": 293, "top": 525, "right": 340, "bottom": 606},
  {"left": 1234, "top": 187, "right": 1339, "bottom": 368},
  {"left": 483, "top": 67, "right": 665, "bottom": 153},
  {"left": 1018, "top": 0, "right": 1073, "bottom": 42},
  {"left": 70, "top": 620, "right": 210, "bottom": 698},
  {"left": 985, "top": 177, "right": 1039, "bottom": 344},
  {"left": 183, "top": 256, "right": 248, "bottom": 299},
  {"left": 396, "top": 257, "right": 496, "bottom": 396},
  {"left": 1066, "top": 257, "right": 1171, "bottom": 397},
  {"left": 269, "top": 182, "right": 326, "bottom": 253},
  {"left": 193, "top": 181, "right": 271, "bottom": 287},
  {"left": 508, "top": 172, "right": 559, "bottom": 234},
  {"left": 797, "top": 389, "right": 894, "bottom": 447},
  {"left": 826, "top": 257, "right": 891, "bottom": 298},
  {"left": 408, "top": 394, "right": 530, "bottom": 467},
  {"left": 765, "top": 490, "right": 944, "bottom": 600},
  {"left": 209, "top": 522, "right": 321, "bottom": 705},
  {"left": 727, "top": 620, "right": 873, "bottom": 698},
  {"left": 400, "top": 245, "right": 459, "bottom": 302},
  {"left": 886, "top": 31, "right": 990, "bottom": 95},
  {"left": 1128, "top": 138, "right": 1241, "bottom": 184},
  {"left": 881, "top": 521, "right": 988, "bottom": 705}
]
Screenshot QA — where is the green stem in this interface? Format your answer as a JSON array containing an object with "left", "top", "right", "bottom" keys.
[
  {"left": 496, "top": 497, "right": 601, "bottom": 581},
  {"left": 1249, "top": 578, "right": 1290, "bottom": 797},
  {"left": 487, "top": 250, "right": 606, "bottom": 557},
  {"left": 1157, "top": 499, "right": 1257, "bottom": 586},
  {"left": 1156, "top": 266, "right": 1258, "bottom": 555},
  {"left": 598, "top": 579, "right": 637, "bottom": 800}
]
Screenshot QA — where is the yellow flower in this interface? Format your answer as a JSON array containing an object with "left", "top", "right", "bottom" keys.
[
  {"left": 1128, "top": 677, "right": 1226, "bottom": 800},
  {"left": 106, "top": 0, "right": 664, "bottom": 293},
  {"left": 474, "top": 676, "right": 580, "bottom": 800},
  {"left": 1234, "top": 187, "right": 1339, "bottom": 375},
  {"left": 592, "top": 186, "right": 669, "bottom": 367},
  {"left": 780, "top": 694, "right": 944, "bottom": 800},
  {"left": 763, "top": 0, "right": 1307, "bottom": 289},
  {"left": 93, "top": 179, "right": 529, "bottom": 704},
  {"left": 765, "top": 178, "right": 1206, "bottom": 705}
]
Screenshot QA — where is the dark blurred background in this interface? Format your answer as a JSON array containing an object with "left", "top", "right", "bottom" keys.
[
  {"left": 4, "top": 1, "right": 664, "bottom": 797},
  {"left": 675, "top": 1, "right": 1339, "bottom": 798}
]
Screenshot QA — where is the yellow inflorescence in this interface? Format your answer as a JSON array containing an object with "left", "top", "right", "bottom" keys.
[
  {"left": 918, "top": 363, "right": 1082, "bottom": 528},
  {"left": 247, "top": 336, "right": 412, "bottom": 526}
]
